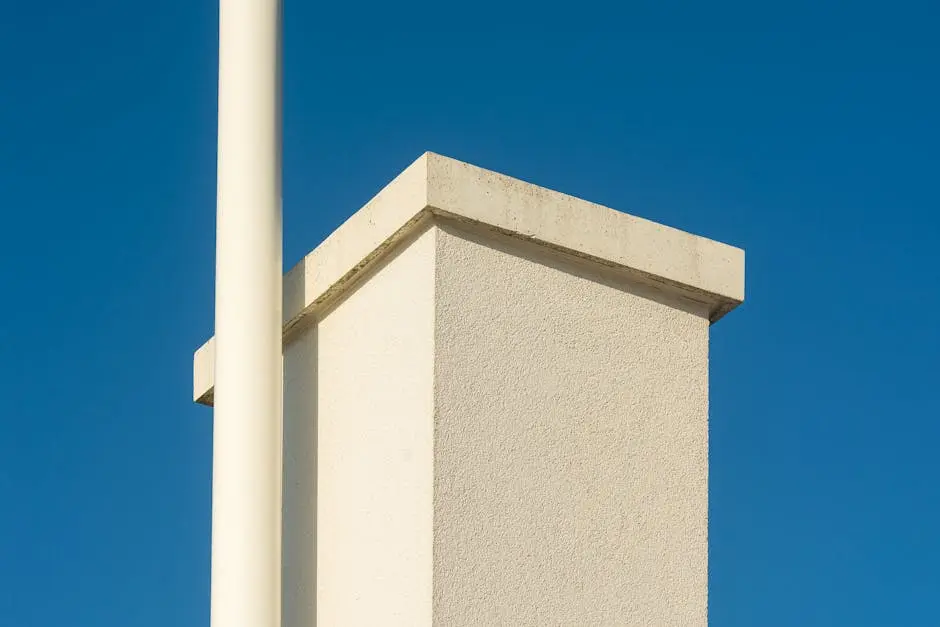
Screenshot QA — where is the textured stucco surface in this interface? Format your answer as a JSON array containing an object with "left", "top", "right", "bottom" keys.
[
  {"left": 194, "top": 152, "right": 743, "bottom": 405},
  {"left": 233, "top": 221, "right": 716, "bottom": 626},
  {"left": 426, "top": 154, "right": 743, "bottom": 310},
  {"left": 311, "top": 227, "right": 436, "bottom": 626},
  {"left": 433, "top": 224, "right": 710, "bottom": 625},
  {"left": 193, "top": 154, "right": 742, "bottom": 625},
  {"left": 282, "top": 329, "right": 317, "bottom": 626}
]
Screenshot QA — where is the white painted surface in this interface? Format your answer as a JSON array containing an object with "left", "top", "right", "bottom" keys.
[
  {"left": 282, "top": 329, "right": 317, "bottom": 627},
  {"left": 211, "top": 0, "right": 283, "bottom": 625},
  {"left": 314, "top": 227, "right": 436, "bottom": 626},
  {"left": 194, "top": 154, "right": 745, "bottom": 625},
  {"left": 194, "top": 152, "right": 744, "bottom": 405},
  {"left": 426, "top": 154, "right": 743, "bottom": 309},
  {"left": 433, "top": 224, "right": 710, "bottom": 625},
  {"left": 265, "top": 223, "right": 716, "bottom": 625}
]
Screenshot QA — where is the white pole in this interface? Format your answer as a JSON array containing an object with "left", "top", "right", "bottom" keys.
[{"left": 212, "top": 0, "right": 283, "bottom": 625}]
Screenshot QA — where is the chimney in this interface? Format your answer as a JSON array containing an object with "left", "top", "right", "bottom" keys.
[{"left": 194, "top": 152, "right": 744, "bottom": 626}]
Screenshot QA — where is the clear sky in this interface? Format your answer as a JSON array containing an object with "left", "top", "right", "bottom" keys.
[{"left": 1, "top": 2, "right": 938, "bottom": 625}]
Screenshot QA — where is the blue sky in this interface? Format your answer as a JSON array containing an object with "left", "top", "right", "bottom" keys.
[{"left": 1, "top": 2, "right": 938, "bottom": 625}]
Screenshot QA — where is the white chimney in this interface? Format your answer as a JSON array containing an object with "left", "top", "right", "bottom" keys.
[{"left": 196, "top": 153, "right": 744, "bottom": 625}]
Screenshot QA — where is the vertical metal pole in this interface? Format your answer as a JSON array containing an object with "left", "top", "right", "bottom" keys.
[{"left": 212, "top": 0, "right": 283, "bottom": 625}]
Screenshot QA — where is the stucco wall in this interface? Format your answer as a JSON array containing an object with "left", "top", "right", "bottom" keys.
[
  {"left": 280, "top": 221, "right": 712, "bottom": 626},
  {"left": 305, "top": 226, "right": 436, "bottom": 626},
  {"left": 195, "top": 153, "right": 741, "bottom": 626},
  {"left": 433, "top": 223, "right": 711, "bottom": 625},
  {"left": 282, "top": 328, "right": 316, "bottom": 626}
]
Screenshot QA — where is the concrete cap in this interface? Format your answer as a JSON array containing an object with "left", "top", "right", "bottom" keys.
[{"left": 194, "top": 152, "right": 745, "bottom": 405}]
